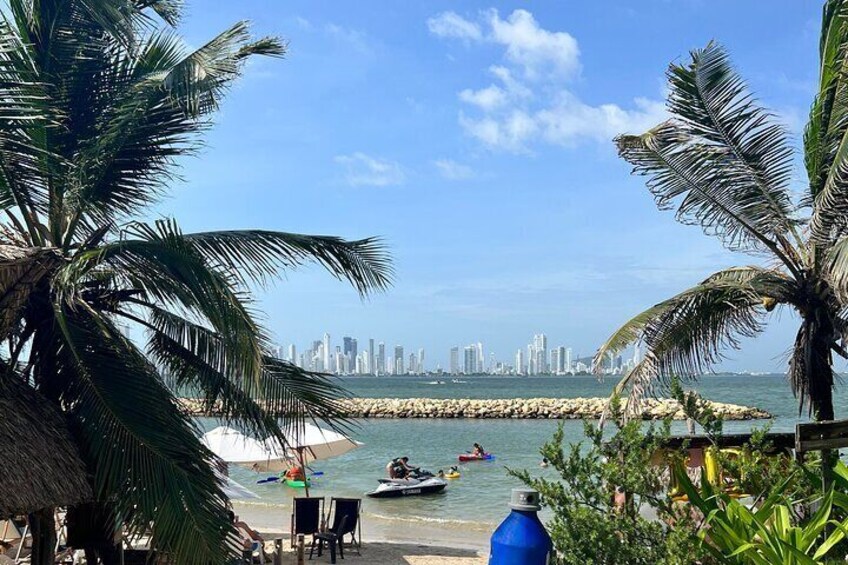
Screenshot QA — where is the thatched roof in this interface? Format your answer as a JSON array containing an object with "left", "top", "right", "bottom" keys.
[
  {"left": 0, "top": 245, "right": 61, "bottom": 341},
  {"left": 0, "top": 377, "right": 91, "bottom": 516}
]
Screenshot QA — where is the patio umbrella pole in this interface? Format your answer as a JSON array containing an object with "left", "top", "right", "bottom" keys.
[{"left": 298, "top": 447, "right": 310, "bottom": 498}]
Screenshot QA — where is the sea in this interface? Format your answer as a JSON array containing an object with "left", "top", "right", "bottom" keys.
[{"left": 214, "top": 374, "right": 848, "bottom": 542}]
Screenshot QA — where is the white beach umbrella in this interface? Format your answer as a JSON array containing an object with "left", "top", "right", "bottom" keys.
[
  {"left": 270, "top": 422, "right": 362, "bottom": 464},
  {"left": 201, "top": 426, "right": 288, "bottom": 472}
]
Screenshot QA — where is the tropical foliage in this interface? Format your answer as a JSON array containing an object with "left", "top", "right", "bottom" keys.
[
  {"left": 594, "top": 0, "right": 848, "bottom": 423},
  {"left": 676, "top": 464, "right": 848, "bottom": 564},
  {"left": 0, "top": 1, "right": 391, "bottom": 563},
  {"left": 509, "top": 410, "right": 709, "bottom": 565}
]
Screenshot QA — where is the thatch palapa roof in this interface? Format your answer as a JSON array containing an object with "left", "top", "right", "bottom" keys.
[
  {"left": 0, "top": 245, "right": 62, "bottom": 341},
  {"left": 0, "top": 377, "right": 91, "bottom": 516}
]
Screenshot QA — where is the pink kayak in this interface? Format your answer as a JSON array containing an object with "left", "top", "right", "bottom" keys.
[{"left": 458, "top": 453, "right": 494, "bottom": 462}]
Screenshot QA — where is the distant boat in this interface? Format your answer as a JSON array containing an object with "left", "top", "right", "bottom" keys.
[{"left": 451, "top": 379, "right": 468, "bottom": 384}]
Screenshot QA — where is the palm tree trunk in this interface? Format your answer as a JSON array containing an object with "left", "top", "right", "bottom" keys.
[
  {"left": 805, "top": 311, "right": 837, "bottom": 490},
  {"left": 28, "top": 507, "right": 56, "bottom": 565}
]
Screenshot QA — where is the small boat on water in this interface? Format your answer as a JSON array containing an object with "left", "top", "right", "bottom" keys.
[
  {"left": 284, "top": 478, "right": 310, "bottom": 488},
  {"left": 444, "top": 471, "right": 461, "bottom": 479},
  {"left": 458, "top": 453, "right": 494, "bottom": 462},
  {"left": 366, "top": 477, "right": 448, "bottom": 498}
]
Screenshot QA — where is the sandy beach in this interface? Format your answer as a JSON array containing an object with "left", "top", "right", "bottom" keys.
[{"left": 245, "top": 502, "right": 489, "bottom": 564}]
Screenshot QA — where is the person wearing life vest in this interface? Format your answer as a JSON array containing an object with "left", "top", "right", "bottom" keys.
[{"left": 284, "top": 465, "right": 305, "bottom": 482}]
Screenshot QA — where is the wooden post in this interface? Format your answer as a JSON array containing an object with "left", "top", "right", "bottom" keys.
[
  {"left": 296, "top": 534, "right": 304, "bottom": 565},
  {"left": 273, "top": 539, "right": 282, "bottom": 565}
]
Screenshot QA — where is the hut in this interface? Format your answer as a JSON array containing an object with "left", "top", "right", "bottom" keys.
[{"left": 0, "top": 376, "right": 91, "bottom": 517}]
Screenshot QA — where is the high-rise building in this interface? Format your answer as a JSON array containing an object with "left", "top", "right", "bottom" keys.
[
  {"left": 565, "top": 347, "right": 573, "bottom": 373},
  {"left": 369, "top": 338, "right": 375, "bottom": 375},
  {"left": 343, "top": 337, "right": 357, "bottom": 372},
  {"left": 557, "top": 346, "right": 567, "bottom": 374},
  {"left": 394, "top": 345, "right": 404, "bottom": 375},
  {"left": 287, "top": 344, "right": 296, "bottom": 364},
  {"left": 463, "top": 345, "right": 477, "bottom": 374},
  {"left": 515, "top": 348, "right": 525, "bottom": 375},
  {"left": 378, "top": 342, "right": 386, "bottom": 375},
  {"left": 551, "top": 348, "right": 560, "bottom": 376},
  {"left": 476, "top": 343, "right": 484, "bottom": 373},
  {"left": 418, "top": 348, "right": 425, "bottom": 374},
  {"left": 408, "top": 353, "right": 417, "bottom": 374},
  {"left": 449, "top": 347, "right": 459, "bottom": 375},
  {"left": 323, "top": 333, "right": 331, "bottom": 373}
]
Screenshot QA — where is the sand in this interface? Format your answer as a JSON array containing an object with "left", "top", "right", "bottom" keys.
[{"left": 270, "top": 538, "right": 487, "bottom": 565}]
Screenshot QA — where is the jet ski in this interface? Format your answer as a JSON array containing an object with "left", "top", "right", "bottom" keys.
[{"left": 366, "top": 476, "right": 447, "bottom": 498}]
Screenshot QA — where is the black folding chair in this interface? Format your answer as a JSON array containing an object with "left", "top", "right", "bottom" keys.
[
  {"left": 309, "top": 515, "right": 347, "bottom": 564},
  {"left": 327, "top": 498, "right": 361, "bottom": 553},
  {"left": 291, "top": 497, "right": 324, "bottom": 549}
]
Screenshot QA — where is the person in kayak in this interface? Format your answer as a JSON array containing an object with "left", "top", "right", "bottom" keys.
[
  {"left": 472, "top": 443, "right": 486, "bottom": 457},
  {"left": 284, "top": 465, "right": 306, "bottom": 482}
]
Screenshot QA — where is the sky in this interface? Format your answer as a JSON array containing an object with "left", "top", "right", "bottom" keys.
[{"left": 154, "top": 1, "right": 834, "bottom": 373}]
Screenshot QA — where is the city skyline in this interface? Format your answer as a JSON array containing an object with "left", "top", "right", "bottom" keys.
[
  {"left": 159, "top": 2, "right": 835, "bottom": 375},
  {"left": 275, "top": 331, "right": 636, "bottom": 376}
]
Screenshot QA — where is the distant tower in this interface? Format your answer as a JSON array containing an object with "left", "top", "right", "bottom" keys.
[
  {"left": 463, "top": 346, "right": 476, "bottom": 374},
  {"left": 378, "top": 342, "right": 386, "bottom": 375},
  {"left": 287, "top": 344, "right": 296, "bottom": 363},
  {"left": 515, "top": 348, "right": 525, "bottom": 375},
  {"left": 394, "top": 345, "right": 404, "bottom": 375},
  {"left": 450, "top": 347, "right": 459, "bottom": 375},
  {"left": 369, "top": 338, "right": 375, "bottom": 375},
  {"left": 565, "top": 347, "right": 572, "bottom": 372},
  {"left": 418, "top": 348, "right": 425, "bottom": 373},
  {"left": 551, "top": 349, "right": 560, "bottom": 376},
  {"left": 476, "top": 342, "right": 484, "bottom": 373},
  {"left": 323, "top": 333, "right": 331, "bottom": 373}
]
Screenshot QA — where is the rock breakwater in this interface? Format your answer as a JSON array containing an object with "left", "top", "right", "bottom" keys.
[{"left": 181, "top": 397, "right": 770, "bottom": 420}]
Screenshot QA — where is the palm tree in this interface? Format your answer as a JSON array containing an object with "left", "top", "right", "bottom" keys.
[
  {"left": 0, "top": 1, "right": 391, "bottom": 563},
  {"left": 595, "top": 2, "right": 848, "bottom": 426}
]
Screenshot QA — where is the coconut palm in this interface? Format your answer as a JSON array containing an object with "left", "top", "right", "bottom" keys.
[
  {"left": 0, "top": 1, "right": 391, "bottom": 563},
  {"left": 594, "top": 2, "right": 848, "bottom": 426}
]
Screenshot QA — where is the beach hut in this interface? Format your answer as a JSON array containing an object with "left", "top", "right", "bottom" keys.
[{"left": 0, "top": 377, "right": 91, "bottom": 518}]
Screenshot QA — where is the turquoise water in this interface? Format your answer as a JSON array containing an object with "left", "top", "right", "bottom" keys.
[{"left": 219, "top": 374, "right": 848, "bottom": 534}]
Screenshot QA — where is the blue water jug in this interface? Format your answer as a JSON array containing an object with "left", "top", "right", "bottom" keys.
[{"left": 488, "top": 488, "right": 552, "bottom": 565}]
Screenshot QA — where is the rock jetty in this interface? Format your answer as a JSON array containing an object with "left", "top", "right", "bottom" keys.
[{"left": 180, "top": 397, "right": 769, "bottom": 420}]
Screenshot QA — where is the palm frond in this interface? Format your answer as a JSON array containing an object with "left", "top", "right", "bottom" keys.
[
  {"left": 63, "top": 25, "right": 282, "bottom": 240},
  {"left": 616, "top": 122, "right": 801, "bottom": 274},
  {"left": 598, "top": 267, "right": 793, "bottom": 414},
  {"left": 617, "top": 42, "right": 801, "bottom": 271},
  {"left": 806, "top": 0, "right": 848, "bottom": 205},
  {"left": 52, "top": 300, "right": 239, "bottom": 564},
  {"left": 185, "top": 230, "right": 393, "bottom": 296},
  {"left": 143, "top": 305, "right": 348, "bottom": 441},
  {"left": 64, "top": 220, "right": 267, "bottom": 380}
]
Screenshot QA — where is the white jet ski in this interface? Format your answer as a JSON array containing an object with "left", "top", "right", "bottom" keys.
[{"left": 366, "top": 476, "right": 447, "bottom": 498}]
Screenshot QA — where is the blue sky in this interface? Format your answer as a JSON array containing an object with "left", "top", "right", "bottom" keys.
[{"left": 155, "top": 1, "right": 832, "bottom": 372}]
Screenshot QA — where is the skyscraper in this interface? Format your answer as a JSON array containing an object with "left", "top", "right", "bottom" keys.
[
  {"left": 476, "top": 342, "right": 484, "bottom": 373},
  {"left": 450, "top": 347, "right": 459, "bottom": 375},
  {"left": 343, "top": 337, "right": 357, "bottom": 375},
  {"left": 463, "top": 346, "right": 476, "bottom": 374},
  {"left": 323, "top": 333, "right": 331, "bottom": 373},
  {"left": 369, "top": 338, "right": 375, "bottom": 375},
  {"left": 418, "top": 348, "right": 425, "bottom": 373},
  {"left": 287, "top": 344, "right": 296, "bottom": 363},
  {"left": 394, "top": 345, "right": 404, "bottom": 375},
  {"left": 557, "top": 346, "right": 567, "bottom": 374},
  {"left": 408, "top": 353, "right": 417, "bottom": 375},
  {"left": 378, "top": 342, "right": 386, "bottom": 375},
  {"left": 551, "top": 348, "right": 560, "bottom": 376},
  {"left": 515, "top": 348, "right": 525, "bottom": 375}
]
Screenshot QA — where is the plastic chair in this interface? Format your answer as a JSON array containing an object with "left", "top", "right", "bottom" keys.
[
  {"left": 291, "top": 497, "right": 324, "bottom": 549},
  {"left": 308, "top": 515, "right": 347, "bottom": 564}
]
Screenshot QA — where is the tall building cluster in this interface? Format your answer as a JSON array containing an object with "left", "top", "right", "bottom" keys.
[
  {"left": 278, "top": 331, "right": 639, "bottom": 377},
  {"left": 279, "top": 333, "right": 427, "bottom": 376}
]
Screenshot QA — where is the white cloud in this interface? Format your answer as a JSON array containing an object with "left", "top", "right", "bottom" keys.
[
  {"left": 434, "top": 159, "right": 475, "bottom": 180},
  {"left": 428, "top": 8, "right": 667, "bottom": 152},
  {"left": 486, "top": 9, "right": 580, "bottom": 80},
  {"left": 427, "top": 11, "right": 482, "bottom": 41},
  {"left": 335, "top": 153, "right": 405, "bottom": 187}
]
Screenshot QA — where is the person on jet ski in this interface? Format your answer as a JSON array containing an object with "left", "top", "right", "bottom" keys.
[{"left": 387, "top": 457, "right": 416, "bottom": 478}]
